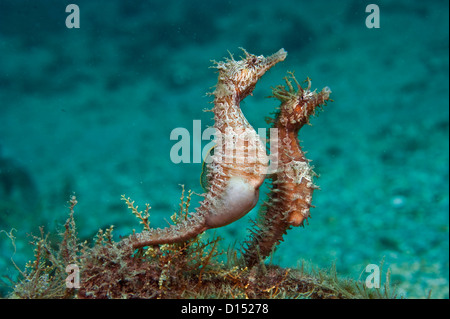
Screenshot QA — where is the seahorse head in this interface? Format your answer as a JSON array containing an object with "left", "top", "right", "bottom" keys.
[
  {"left": 213, "top": 48, "right": 287, "bottom": 101},
  {"left": 271, "top": 75, "right": 331, "bottom": 130}
]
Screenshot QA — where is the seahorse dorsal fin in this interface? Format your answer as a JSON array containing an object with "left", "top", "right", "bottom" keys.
[{"left": 200, "top": 145, "right": 215, "bottom": 192}]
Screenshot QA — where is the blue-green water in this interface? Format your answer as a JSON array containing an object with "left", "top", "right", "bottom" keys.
[{"left": 0, "top": 0, "right": 448, "bottom": 298}]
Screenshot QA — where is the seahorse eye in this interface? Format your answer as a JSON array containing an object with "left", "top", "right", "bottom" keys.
[{"left": 247, "top": 56, "right": 258, "bottom": 66}]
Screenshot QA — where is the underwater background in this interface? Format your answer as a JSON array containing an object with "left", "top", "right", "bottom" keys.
[{"left": 0, "top": 0, "right": 448, "bottom": 298}]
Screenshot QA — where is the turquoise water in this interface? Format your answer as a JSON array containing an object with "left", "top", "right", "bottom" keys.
[{"left": 0, "top": 0, "right": 448, "bottom": 298}]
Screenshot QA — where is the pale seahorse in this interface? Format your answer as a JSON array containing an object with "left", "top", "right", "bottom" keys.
[{"left": 119, "top": 49, "right": 287, "bottom": 250}]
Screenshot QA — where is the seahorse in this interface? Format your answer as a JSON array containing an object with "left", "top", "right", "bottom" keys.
[
  {"left": 243, "top": 73, "right": 331, "bottom": 265},
  {"left": 119, "top": 49, "right": 287, "bottom": 251}
]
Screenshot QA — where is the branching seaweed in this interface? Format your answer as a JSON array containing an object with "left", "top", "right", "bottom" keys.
[
  {"left": 6, "top": 49, "right": 397, "bottom": 299},
  {"left": 7, "top": 193, "right": 396, "bottom": 299}
]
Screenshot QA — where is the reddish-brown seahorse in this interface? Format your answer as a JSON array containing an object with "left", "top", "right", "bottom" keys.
[
  {"left": 243, "top": 73, "right": 331, "bottom": 265},
  {"left": 119, "top": 49, "right": 287, "bottom": 251}
]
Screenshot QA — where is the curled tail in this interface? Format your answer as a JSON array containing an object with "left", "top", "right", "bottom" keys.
[{"left": 119, "top": 213, "right": 207, "bottom": 250}]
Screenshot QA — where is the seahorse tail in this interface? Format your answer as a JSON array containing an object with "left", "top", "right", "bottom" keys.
[
  {"left": 242, "top": 203, "right": 290, "bottom": 266},
  {"left": 119, "top": 213, "right": 207, "bottom": 251}
]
